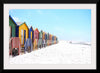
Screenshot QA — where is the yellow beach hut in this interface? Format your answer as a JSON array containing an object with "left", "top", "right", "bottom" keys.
[
  {"left": 42, "top": 31, "right": 45, "bottom": 40},
  {"left": 16, "top": 22, "right": 29, "bottom": 49}
]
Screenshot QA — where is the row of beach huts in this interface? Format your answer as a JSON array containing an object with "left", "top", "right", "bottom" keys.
[{"left": 9, "top": 15, "right": 58, "bottom": 57}]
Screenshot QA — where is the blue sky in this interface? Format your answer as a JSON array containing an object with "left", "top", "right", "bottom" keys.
[{"left": 9, "top": 9, "right": 91, "bottom": 42}]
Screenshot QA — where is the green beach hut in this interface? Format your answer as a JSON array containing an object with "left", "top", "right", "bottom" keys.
[
  {"left": 9, "top": 15, "right": 17, "bottom": 38},
  {"left": 38, "top": 30, "right": 43, "bottom": 48}
]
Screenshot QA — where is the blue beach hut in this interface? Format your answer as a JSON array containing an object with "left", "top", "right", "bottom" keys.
[{"left": 29, "top": 26, "right": 34, "bottom": 43}]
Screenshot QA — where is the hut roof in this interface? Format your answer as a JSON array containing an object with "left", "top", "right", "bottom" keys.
[
  {"left": 34, "top": 28, "right": 39, "bottom": 31},
  {"left": 9, "top": 15, "right": 17, "bottom": 26},
  {"left": 29, "top": 26, "right": 33, "bottom": 30},
  {"left": 16, "top": 22, "right": 29, "bottom": 29}
]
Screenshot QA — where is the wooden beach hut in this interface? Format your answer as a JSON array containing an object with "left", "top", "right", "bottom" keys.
[
  {"left": 45, "top": 33, "right": 47, "bottom": 46},
  {"left": 29, "top": 26, "right": 34, "bottom": 43},
  {"left": 9, "top": 15, "right": 22, "bottom": 56},
  {"left": 54, "top": 36, "right": 56, "bottom": 44},
  {"left": 16, "top": 22, "right": 29, "bottom": 52},
  {"left": 9, "top": 15, "right": 17, "bottom": 38},
  {"left": 42, "top": 32, "right": 45, "bottom": 40},
  {"left": 47, "top": 33, "right": 49, "bottom": 46},
  {"left": 34, "top": 28, "right": 39, "bottom": 50},
  {"left": 50, "top": 34, "right": 53, "bottom": 45},
  {"left": 38, "top": 30, "right": 43, "bottom": 48},
  {"left": 49, "top": 34, "right": 52, "bottom": 45},
  {"left": 42, "top": 31, "right": 46, "bottom": 47},
  {"left": 52, "top": 35, "right": 54, "bottom": 44}
]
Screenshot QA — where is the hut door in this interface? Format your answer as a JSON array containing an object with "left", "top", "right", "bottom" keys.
[
  {"left": 24, "top": 30, "right": 26, "bottom": 44},
  {"left": 21, "top": 30, "right": 23, "bottom": 44}
]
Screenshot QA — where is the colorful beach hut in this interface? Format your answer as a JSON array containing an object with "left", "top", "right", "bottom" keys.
[
  {"left": 45, "top": 33, "right": 47, "bottom": 46},
  {"left": 9, "top": 15, "right": 22, "bottom": 56},
  {"left": 16, "top": 22, "right": 29, "bottom": 49},
  {"left": 42, "top": 32, "right": 46, "bottom": 47},
  {"left": 29, "top": 26, "right": 34, "bottom": 43},
  {"left": 9, "top": 15, "right": 17, "bottom": 38},
  {"left": 50, "top": 34, "right": 53, "bottom": 45},
  {"left": 54, "top": 36, "right": 56, "bottom": 44},
  {"left": 38, "top": 30, "right": 43, "bottom": 48},
  {"left": 47, "top": 33, "right": 49, "bottom": 46},
  {"left": 34, "top": 28, "right": 39, "bottom": 50},
  {"left": 52, "top": 36, "right": 54, "bottom": 44},
  {"left": 49, "top": 34, "right": 52, "bottom": 45},
  {"left": 42, "top": 32, "right": 45, "bottom": 40}
]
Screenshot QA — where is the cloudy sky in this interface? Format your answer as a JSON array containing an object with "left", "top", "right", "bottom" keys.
[{"left": 9, "top": 9, "right": 91, "bottom": 42}]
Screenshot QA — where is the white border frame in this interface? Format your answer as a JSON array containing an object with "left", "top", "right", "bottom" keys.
[{"left": 4, "top": 4, "right": 96, "bottom": 69}]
